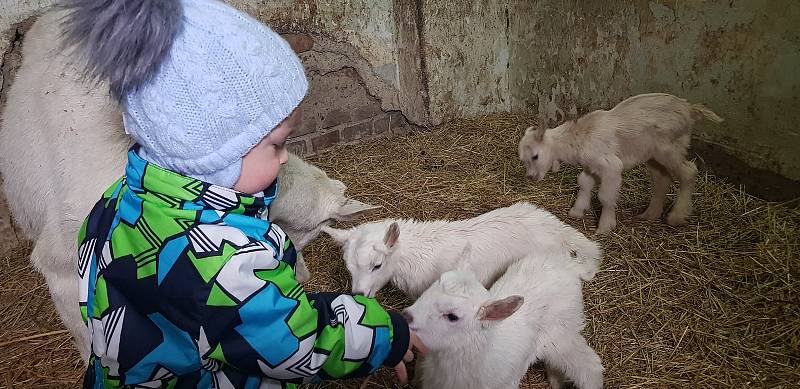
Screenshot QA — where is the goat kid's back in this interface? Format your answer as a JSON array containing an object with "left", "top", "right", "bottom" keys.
[
  {"left": 576, "top": 93, "right": 722, "bottom": 166},
  {"left": 457, "top": 202, "right": 600, "bottom": 282}
]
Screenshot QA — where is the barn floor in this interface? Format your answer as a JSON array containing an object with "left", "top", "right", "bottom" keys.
[{"left": 1, "top": 114, "right": 798, "bottom": 388}]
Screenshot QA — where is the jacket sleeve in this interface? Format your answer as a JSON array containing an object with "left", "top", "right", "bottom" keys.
[{"left": 197, "top": 238, "right": 409, "bottom": 384}]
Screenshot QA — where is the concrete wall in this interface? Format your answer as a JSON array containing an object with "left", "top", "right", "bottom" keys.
[
  {"left": 421, "top": 0, "right": 510, "bottom": 125},
  {"left": 0, "top": 0, "right": 52, "bottom": 43},
  {"left": 508, "top": 0, "right": 800, "bottom": 184},
  {"left": 415, "top": 0, "right": 799, "bottom": 193}
]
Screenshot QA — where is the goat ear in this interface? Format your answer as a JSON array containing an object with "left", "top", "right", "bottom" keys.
[
  {"left": 331, "top": 179, "right": 347, "bottom": 193},
  {"left": 334, "top": 199, "right": 380, "bottom": 221},
  {"left": 459, "top": 242, "right": 473, "bottom": 258},
  {"left": 534, "top": 121, "right": 547, "bottom": 141},
  {"left": 322, "top": 226, "right": 350, "bottom": 245},
  {"left": 477, "top": 295, "right": 524, "bottom": 321},
  {"left": 454, "top": 243, "right": 474, "bottom": 272},
  {"left": 383, "top": 222, "right": 400, "bottom": 248}
]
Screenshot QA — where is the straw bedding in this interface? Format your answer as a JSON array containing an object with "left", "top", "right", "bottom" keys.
[{"left": 1, "top": 113, "right": 798, "bottom": 388}]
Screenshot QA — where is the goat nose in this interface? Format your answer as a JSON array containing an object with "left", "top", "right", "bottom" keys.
[
  {"left": 402, "top": 310, "right": 413, "bottom": 324},
  {"left": 352, "top": 286, "right": 367, "bottom": 296}
]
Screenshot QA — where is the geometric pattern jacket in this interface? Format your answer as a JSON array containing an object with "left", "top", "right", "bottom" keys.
[{"left": 77, "top": 149, "right": 408, "bottom": 388}]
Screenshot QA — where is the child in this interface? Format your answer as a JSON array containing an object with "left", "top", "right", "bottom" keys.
[{"left": 65, "top": 0, "right": 422, "bottom": 387}]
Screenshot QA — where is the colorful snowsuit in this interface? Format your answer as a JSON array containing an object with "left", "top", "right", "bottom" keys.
[{"left": 77, "top": 149, "right": 408, "bottom": 388}]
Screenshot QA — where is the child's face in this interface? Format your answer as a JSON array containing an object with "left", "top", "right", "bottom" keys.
[{"left": 234, "top": 108, "right": 301, "bottom": 194}]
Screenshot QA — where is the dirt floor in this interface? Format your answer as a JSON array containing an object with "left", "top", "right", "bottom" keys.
[{"left": 1, "top": 114, "right": 798, "bottom": 388}]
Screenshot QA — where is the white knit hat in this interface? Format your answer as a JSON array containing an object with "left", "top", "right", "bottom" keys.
[{"left": 64, "top": 0, "right": 309, "bottom": 188}]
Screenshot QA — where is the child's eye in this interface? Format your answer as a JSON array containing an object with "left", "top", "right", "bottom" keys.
[{"left": 371, "top": 264, "right": 382, "bottom": 271}]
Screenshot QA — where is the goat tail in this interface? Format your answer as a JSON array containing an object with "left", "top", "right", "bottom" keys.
[
  {"left": 60, "top": 0, "right": 184, "bottom": 100},
  {"left": 564, "top": 235, "right": 603, "bottom": 282},
  {"left": 691, "top": 103, "right": 724, "bottom": 124}
]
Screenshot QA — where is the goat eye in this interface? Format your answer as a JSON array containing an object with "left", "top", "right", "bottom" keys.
[
  {"left": 444, "top": 313, "right": 459, "bottom": 322},
  {"left": 372, "top": 264, "right": 382, "bottom": 271},
  {"left": 532, "top": 154, "right": 539, "bottom": 161}
]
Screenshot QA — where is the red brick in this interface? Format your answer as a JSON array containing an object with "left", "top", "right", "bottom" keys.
[
  {"left": 372, "top": 115, "right": 390, "bottom": 134},
  {"left": 286, "top": 139, "right": 309, "bottom": 156},
  {"left": 311, "top": 130, "right": 341, "bottom": 151},
  {"left": 352, "top": 103, "right": 382, "bottom": 121},
  {"left": 341, "top": 121, "right": 372, "bottom": 142},
  {"left": 293, "top": 101, "right": 318, "bottom": 137},
  {"left": 321, "top": 109, "right": 351, "bottom": 129}
]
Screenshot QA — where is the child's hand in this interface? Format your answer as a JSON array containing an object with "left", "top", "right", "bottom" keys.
[{"left": 393, "top": 331, "right": 427, "bottom": 385}]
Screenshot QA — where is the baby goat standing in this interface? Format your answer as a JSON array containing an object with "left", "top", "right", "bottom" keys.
[
  {"left": 518, "top": 93, "right": 723, "bottom": 234},
  {"left": 404, "top": 249, "right": 603, "bottom": 389}
]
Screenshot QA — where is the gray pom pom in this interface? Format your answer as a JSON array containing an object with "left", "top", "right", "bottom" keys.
[{"left": 60, "top": 0, "right": 183, "bottom": 100}]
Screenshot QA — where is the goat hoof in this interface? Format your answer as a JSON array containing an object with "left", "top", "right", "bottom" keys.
[
  {"left": 594, "top": 225, "right": 613, "bottom": 235},
  {"left": 666, "top": 213, "right": 688, "bottom": 226},
  {"left": 636, "top": 211, "right": 660, "bottom": 221},
  {"left": 595, "top": 220, "right": 616, "bottom": 235},
  {"left": 594, "top": 228, "right": 610, "bottom": 235},
  {"left": 568, "top": 208, "right": 586, "bottom": 219}
]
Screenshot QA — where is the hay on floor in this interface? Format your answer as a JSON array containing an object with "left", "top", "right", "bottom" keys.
[{"left": 1, "top": 113, "right": 798, "bottom": 388}]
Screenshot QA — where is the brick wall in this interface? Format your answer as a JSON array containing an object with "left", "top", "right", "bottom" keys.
[
  {"left": 280, "top": 33, "right": 417, "bottom": 156},
  {"left": 288, "top": 111, "right": 410, "bottom": 156}
]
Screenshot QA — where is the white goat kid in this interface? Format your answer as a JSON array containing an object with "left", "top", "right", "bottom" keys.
[
  {"left": 404, "top": 250, "right": 603, "bottom": 389},
  {"left": 323, "top": 202, "right": 601, "bottom": 298},
  {"left": 518, "top": 93, "right": 724, "bottom": 234},
  {"left": 0, "top": 10, "right": 377, "bottom": 361},
  {"left": 270, "top": 154, "right": 379, "bottom": 250}
]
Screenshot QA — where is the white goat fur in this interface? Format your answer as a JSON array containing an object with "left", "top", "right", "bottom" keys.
[
  {"left": 518, "top": 93, "right": 724, "bottom": 234},
  {"left": 0, "top": 11, "right": 376, "bottom": 361},
  {"left": 323, "top": 202, "right": 601, "bottom": 298},
  {"left": 405, "top": 251, "right": 603, "bottom": 389}
]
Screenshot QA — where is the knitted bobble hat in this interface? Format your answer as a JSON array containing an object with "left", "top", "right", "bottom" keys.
[{"left": 63, "top": 0, "right": 308, "bottom": 188}]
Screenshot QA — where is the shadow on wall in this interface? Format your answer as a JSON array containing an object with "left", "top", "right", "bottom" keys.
[{"left": 690, "top": 139, "right": 800, "bottom": 205}]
